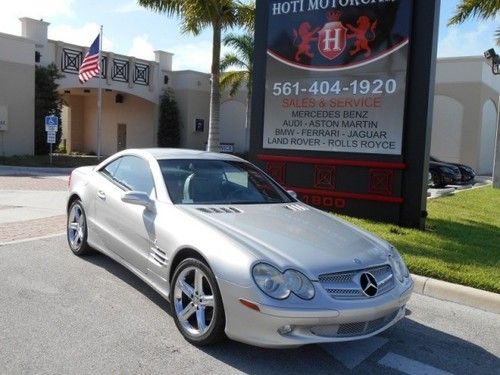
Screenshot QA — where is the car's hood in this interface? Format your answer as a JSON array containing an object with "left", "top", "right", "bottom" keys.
[{"left": 180, "top": 204, "right": 390, "bottom": 278}]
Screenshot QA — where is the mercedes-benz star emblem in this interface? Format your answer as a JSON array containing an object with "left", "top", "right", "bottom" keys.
[{"left": 360, "top": 272, "right": 378, "bottom": 297}]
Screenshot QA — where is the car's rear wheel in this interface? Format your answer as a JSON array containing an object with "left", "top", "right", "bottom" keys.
[
  {"left": 67, "top": 200, "right": 91, "bottom": 256},
  {"left": 171, "top": 258, "right": 225, "bottom": 346}
]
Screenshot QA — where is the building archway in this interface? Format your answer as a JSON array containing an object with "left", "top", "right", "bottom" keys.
[{"left": 60, "top": 88, "right": 157, "bottom": 156}]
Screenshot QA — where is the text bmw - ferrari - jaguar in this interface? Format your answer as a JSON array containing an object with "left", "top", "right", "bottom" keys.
[{"left": 66, "top": 148, "right": 413, "bottom": 348}]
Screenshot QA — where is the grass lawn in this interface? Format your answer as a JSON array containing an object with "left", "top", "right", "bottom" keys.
[
  {"left": 0, "top": 154, "right": 99, "bottom": 168},
  {"left": 341, "top": 186, "right": 500, "bottom": 293}
]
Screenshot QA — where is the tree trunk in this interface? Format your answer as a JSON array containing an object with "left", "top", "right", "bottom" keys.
[{"left": 207, "top": 23, "right": 221, "bottom": 152}]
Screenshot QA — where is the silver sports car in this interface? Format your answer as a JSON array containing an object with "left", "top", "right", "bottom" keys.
[{"left": 67, "top": 148, "right": 413, "bottom": 348}]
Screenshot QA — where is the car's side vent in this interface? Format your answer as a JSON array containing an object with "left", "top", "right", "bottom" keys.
[
  {"left": 150, "top": 246, "right": 168, "bottom": 266},
  {"left": 284, "top": 204, "right": 309, "bottom": 212},
  {"left": 196, "top": 207, "right": 243, "bottom": 214}
]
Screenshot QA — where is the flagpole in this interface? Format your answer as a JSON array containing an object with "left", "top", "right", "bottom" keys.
[{"left": 96, "top": 25, "right": 103, "bottom": 161}]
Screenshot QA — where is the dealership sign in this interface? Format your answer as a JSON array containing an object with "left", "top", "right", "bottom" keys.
[
  {"left": 250, "top": 0, "right": 439, "bottom": 227},
  {"left": 262, "top": 1, "right": 413, "bottom": 155}
]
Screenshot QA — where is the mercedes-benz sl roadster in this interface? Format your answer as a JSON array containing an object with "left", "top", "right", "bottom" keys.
[{"left": 66, "top": 148, "right": 413, "bottom": 348}]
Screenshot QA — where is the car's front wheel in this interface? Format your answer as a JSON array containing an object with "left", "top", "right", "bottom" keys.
[
  {"left": 171, "top": 258, "right": 226, "bottom": 346},
  {"left": 67, "top": 200, "right": 92, "bottom": 256}
]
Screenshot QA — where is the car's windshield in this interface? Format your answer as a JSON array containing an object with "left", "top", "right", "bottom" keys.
[{"left": 158, "top": 159, "right": 294, "bottom": 205}]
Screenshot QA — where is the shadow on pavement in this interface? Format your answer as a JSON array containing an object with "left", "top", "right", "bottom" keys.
[
  {"left": 81, "top": 252, "right": 499, "bottom": 375},
  {"left": 81, "top": 251, "right": 173, "bottom": 317}
]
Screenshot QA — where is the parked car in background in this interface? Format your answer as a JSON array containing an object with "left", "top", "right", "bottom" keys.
[
  {"left": 66, "top": 148, "right": 413, "bottom": 348},
  {"left": 429, "top": 159, "right": 461, "bottom": 188},
  {"left": 430, "top": 156, "right": 476, "bottom": 185}
]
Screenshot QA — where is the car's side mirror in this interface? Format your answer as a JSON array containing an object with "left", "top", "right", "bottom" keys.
[
  {"left": 287, "top": 190, "right": 298, "bottom": 199},
  {"left": 121, "top": 191, "right": 154, "bottom": 211}
]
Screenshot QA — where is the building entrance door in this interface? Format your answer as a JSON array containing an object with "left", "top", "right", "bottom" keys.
[{"left": 117, "top": 123, "right": 127, "bottom": 151}]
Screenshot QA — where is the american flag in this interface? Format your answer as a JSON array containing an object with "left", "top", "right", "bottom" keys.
[{"left": 79, "top": 33, "right": 100, "bottom": 84}]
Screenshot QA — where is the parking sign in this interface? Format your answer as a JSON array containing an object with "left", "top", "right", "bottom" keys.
[
  {"left": 45, "top": 115, "right": 59, "bottom": 132},
  {"left": 47, "top": 131, "right": 56, "bottom": 144}
]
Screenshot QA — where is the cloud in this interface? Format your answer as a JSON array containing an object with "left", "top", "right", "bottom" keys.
[
  {"left": 128, "top": 34, "right": 155, "bottom": 60},
  {"left": 438, "top": 21, "right": 498, "bottom": 58},
  {"left": 170, "top": 41, "right": 232, "bottom": 72},
  {"left": 49, "top": 23, "right": 113, "bottom": 51},
  {"left": 114, "top": 1, "right": 145, "bottom": 13},
  {"left": 0, "top": 0, "right": 75, "bottom": 35}
]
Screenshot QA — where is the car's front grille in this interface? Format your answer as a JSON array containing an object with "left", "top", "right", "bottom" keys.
[
  {"left": 318, "top": 265, "right": 394, "bottom": 300},
  {"left": 310, "top": 309, "right": 400, "bottom": 338}
]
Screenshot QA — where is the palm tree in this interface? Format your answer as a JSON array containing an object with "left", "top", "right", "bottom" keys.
[
  {"left": 448, "top": 0, "right": 500, "bottom": 45},
  {"left": 138, "top": 0, "right": 254, "bottom": 152},
  {"left": 220, "top": 32, "right": 254, "bottom": 152}
]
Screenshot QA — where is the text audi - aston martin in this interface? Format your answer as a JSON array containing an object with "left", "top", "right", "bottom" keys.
[{"left": 66, "top": 148, "right": 413, "bottom": 348}]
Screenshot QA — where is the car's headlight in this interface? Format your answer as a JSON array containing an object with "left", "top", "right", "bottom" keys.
[
  {"left": 388, "top": 247, "right": 410, "bottom": 282},
  {"left": 252, "top": 263, "right": 315, "bottom": 300}
]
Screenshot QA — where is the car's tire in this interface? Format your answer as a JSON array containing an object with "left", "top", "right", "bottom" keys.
[
  {"left": 67, "top": 199, "right": 92, "bottom": 256},
  {"left": 170, "top": 258, "right": 226, "bottom": 346}
]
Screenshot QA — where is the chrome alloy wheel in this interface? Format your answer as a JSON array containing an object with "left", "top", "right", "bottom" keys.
[
  {"left": 173, "top": 266, "right": 216, "bottom": 337},
  {"left": 68, "top": 203, "right": 85, "bottom": 250}
]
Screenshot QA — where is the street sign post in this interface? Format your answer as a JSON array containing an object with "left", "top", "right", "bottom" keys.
[{"left": 45, "top": 115, "right": 59, "bottom": 166}]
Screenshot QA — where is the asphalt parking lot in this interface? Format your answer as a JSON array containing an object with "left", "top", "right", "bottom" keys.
[{"left": 0, "top": 235, "right": 499, "bottom": 374}]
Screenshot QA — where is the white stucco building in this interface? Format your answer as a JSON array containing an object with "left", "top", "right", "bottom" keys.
[
  {"left": 0, "top": 18, "right": 248, "bottom": 157},
  {"left": 432, "top": 56, "right": 499, "bottom": 175}
]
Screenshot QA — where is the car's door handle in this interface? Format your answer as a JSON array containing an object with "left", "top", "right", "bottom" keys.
[{"left": 97, "top": 190, "right": 106, "bottom": 200}]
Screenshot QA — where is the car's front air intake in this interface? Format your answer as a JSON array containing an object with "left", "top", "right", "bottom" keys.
[{"left": 196, "top": 207, "right": 243, "bottom": 214}]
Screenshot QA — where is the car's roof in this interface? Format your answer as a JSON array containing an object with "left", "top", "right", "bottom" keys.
[{"left": 128, "top": 148, "right": 244, "bottom": 162}]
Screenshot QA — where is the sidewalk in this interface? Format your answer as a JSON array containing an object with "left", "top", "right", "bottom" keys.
[{"left": 0, "top": 171, "right": 68, "bottom": 243}]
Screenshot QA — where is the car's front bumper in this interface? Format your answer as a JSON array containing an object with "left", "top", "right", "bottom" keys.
[{"left": 218, "top": 277, "right": 413, "bottom": 348}]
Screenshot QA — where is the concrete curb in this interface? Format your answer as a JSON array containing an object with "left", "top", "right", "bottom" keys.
[
  {"left": 0, "top": 165, "right": 75, "bottom": 176},
  {"left": 412, "top": 274, "right": 500, "bottom": 314}
]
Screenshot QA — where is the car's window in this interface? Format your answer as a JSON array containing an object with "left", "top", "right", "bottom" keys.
[
  {"left": 101, "top": 158, "right": 121, "bottom": 178},
  {"left": 158, "top": 159, "right": 293, "bottom": 205},
  {"left": 101, "top": 156, "right": 155, "bottom": 195}
]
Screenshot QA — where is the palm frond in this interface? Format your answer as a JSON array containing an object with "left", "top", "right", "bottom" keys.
[
  {"left": 220, "top": 53, "right": 247, "bottom": 71},
  {"left": 220, "top": 70, "right": 247, "bottom": 96},
  {"left": 448, "top": 0, "right": 499, "bottom": 25},
  {"left": 137, "top": 0, "right": 183, "bottom": 17}
]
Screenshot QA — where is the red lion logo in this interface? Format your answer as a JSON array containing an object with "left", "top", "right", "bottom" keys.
[
  {"left": 346, "top": 16, "right": 377, "bottom": 57},
  {"left": 293, "top": 22, "right": 321, "bottom": 62}
]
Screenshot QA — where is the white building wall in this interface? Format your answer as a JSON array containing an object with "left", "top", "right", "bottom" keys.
[
  {"left": 480, "top": 100, "right": 498, "bottom": 174},
  {"left": 433, "top": 56, "right": 500, "bottom": 174},
  {"left": 0, "top": 32, "right": 35, "bottom": 156}
]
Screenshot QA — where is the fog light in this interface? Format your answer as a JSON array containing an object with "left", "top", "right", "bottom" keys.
[{"left": 277, "top": 325, "right": 294, "bottom": 335}]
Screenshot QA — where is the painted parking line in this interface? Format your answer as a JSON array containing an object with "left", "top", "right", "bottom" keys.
[
  {"left": 378, "top": 352, "right": 453, "bottom": 375},
  {"left": 320, "top": 336, "right": 389, "bottom": 370}
]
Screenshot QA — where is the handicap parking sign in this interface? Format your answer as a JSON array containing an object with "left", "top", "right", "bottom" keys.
[{"left": 45, "top": 115, "right": 59, "bottom": 132}]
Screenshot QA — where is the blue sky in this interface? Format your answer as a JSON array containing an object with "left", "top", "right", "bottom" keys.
[{"left": 0, "top": 0, "right": 498, "bottom": 72}]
